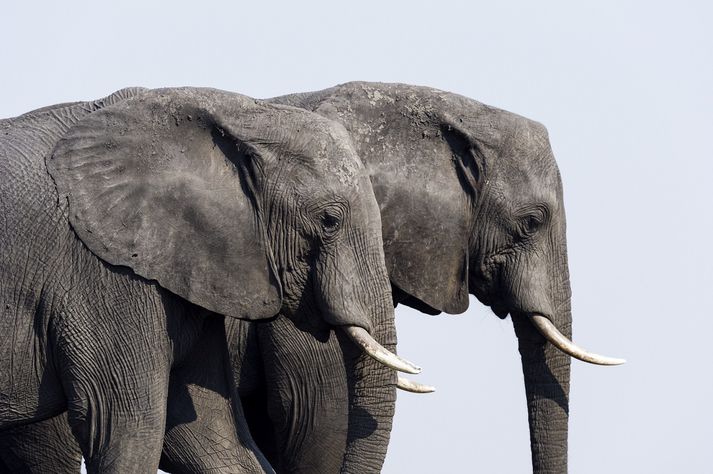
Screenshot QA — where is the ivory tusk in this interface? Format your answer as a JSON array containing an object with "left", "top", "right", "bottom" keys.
[
  {"left": 343, "top": 325, "right": 421, "bottom": 374},
  {"left": 529, "top": 314, "right": 626, "bottom": 366},
  {"left": 397, "top": 376, "right": 436, "bottom": 393}
]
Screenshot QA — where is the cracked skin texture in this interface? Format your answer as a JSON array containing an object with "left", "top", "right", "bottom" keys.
[{"left": 1, "top": 86, "right": 397, "bottom": 474}]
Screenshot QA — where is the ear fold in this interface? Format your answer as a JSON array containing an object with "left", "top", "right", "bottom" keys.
[
  {"left": 48, "top": 88, "right": 282, "bottom": 320},
  {"left": 374, "top": 119, "right": 484, "bottom": 315},
  {"left": 441, "top": 121, "right": 486, "bottom": 197}
]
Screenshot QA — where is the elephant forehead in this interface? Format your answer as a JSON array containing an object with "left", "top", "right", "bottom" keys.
[
  {"left": 305, "top": 137, "right": 365, "bottom": 187},
  {"left": 493, "top": 118, "right": 559, "bottom": 181},
  {"left": 492, "top": 159, "right": 561, "bottom": 212},
  {"left": 269, "top": 113, "right": 363, "bottom": 176},
  {"left": 306, "top": 169, "right": 373, "bottom": 206},
  {"left": 321, "top": 154, "right": 364, "bottom": 188},
  {"left": 506, "top": 119, "right": 550, "bottom": 155}
]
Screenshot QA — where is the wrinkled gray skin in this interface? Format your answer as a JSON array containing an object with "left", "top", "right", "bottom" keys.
[
  {"left": 244, "top": 82, "right": 571, "bottom": 473},
  {"left": 0, "top": 87, "right": 397, "bottom": 473},
  {"left": 2, "top": 82, "right": 574, "bottom": 474},
  {"left": 0, "top": 413, "right": 80, "bottom": 473}
]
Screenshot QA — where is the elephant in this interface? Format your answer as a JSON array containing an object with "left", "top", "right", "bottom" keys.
[
  {"left": 0, "top": 86, "right": 417, "bottom": 473},
  {"left": 225, "top": 81, "right": 623, "bottom": 473}
]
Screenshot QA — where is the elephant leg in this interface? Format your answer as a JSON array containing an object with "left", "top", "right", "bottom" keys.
[
  {"left": 0, "top": 413, "right": 81, "bottom": 474},
  {"left": 53, "top": 286, "right": 173, "bottom": 474},
  {"left": 60, "top": 343, "right": 169, "bottom": 474},
  {"left": 160, "top": 315, "right": 272, "bottom": 474},
  {"left": 257, "top": 315, "right": 349, "bottom": 473}
]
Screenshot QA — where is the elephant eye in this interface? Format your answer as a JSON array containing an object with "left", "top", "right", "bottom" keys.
[
  {"left": 320, "top": 212, "right": 342, "bottom": 233},
  {"left": 520, "top": 214, "right": 542, "bottom": 236}
]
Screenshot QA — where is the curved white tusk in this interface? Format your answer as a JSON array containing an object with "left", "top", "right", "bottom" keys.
[
  {"left": 343, "top": 325, "right": 421, "bottom": 374},
  {"left": 529, "top": 314, "right": 626, "bottom": 366},
  {"left": 397, "top": 376, "right": 436, "bottom": 394}
]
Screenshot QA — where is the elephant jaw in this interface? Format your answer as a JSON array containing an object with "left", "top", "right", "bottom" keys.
[{"left": 529, "top": 314, "right": 626, "bottom": 366}]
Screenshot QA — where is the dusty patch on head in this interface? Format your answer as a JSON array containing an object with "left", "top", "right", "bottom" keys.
[
  {"left": 331, "top": 142, "right": 364, "bottom": 186},
  {"left": 364, "top": 86, "right": 396, "bottom": 106}
]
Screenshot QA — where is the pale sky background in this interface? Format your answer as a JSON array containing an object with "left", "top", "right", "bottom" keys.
[{"left": 2, "top": 1, "right": 711, "bottom": 472}]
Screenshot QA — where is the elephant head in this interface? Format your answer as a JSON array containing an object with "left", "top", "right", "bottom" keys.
[
  {"left": 274, "top": 82, "right": 623, "bottom": 473},
  {"left": 47, "top": 87, "right": 420, "bottom": 388}
]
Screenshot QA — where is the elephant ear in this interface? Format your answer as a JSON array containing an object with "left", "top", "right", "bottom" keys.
[
  {"left": 371, "top": 119, "right": 482, "bottom": 315},
  {"left": 48, "top": 88, "right": 282, "bottom": 320}
]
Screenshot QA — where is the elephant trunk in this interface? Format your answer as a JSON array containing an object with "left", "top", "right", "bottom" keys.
[
  {"left": 513, "top": 313, "right": 571, "bottom": 474},
  {"left": 511, "top": 246, "right": 572, "bottom": 474},
  {"left": 339, "top": 299, "right": 398, "bottom": 473}
]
